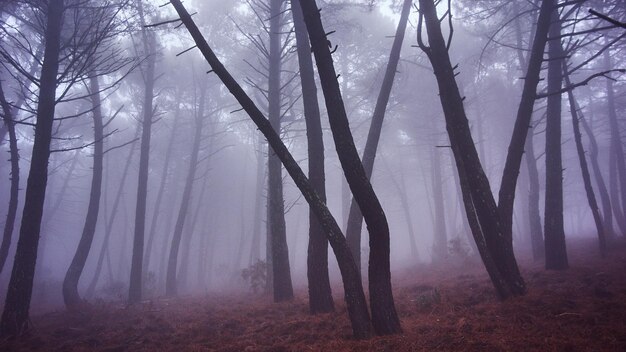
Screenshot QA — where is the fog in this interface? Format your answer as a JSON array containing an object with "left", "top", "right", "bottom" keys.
[{"left": 0, "top": 0, "right": 624, "bottom": 347}]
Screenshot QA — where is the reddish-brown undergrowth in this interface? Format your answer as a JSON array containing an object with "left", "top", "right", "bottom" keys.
[{"left": 2, "top": 238, "right": 625, "bottom": 351}]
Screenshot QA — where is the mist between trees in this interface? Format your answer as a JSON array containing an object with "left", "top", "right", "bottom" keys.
[{"left": 0, "top": 0, "right": 624, "bottom": 340}]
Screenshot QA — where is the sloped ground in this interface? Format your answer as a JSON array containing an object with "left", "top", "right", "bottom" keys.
[{"left": 2, "top": 238, "right": 625, "bottom": 351}]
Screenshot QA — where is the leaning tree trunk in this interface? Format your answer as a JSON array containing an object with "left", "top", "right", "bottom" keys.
[
  {"left": 129, "top": 5, "right": 156, "bottom": 303},
  {"left": 604, "top": 50, "right": 626, "bottom": 236},
  {"left": 0, "top": 76, "right": 19, "bottom": 275},
  {"left": 143, "top": 101, "right": 180, "bottom": 275},
  {"left": 564, "top": 74, "right": 606, "bottom": 256},
  {"left": 291, "top": 0, "right": 333, "bottom": 314},
  {"left": 299, "top": 0, "right": 402, "bottom": 335},
  {"left": 580, "top": 113, "right": 614, "bottom": 239},
  {"left": 344, "top": 0, "right": 412, "bottom": 273},
  {"left": 418, "top": 0, "right": 535, "bottom": 297},
  {"left": 168, "top": 0, "right": 372, "bottom": 338},
  {"left": 63, "top": 73, "right": 105, "bottom": 306},
  {"left": 86, "top": 130, "right": 139, "bottom": 298},
  {"left": 0, "top": 0, "right": 63, "bottom": 336},
  {"left": 165, "top": 85, "right": 205, "bottom": 297},
  {"left": 543, "top": 10, "right": 568, "bottom": 270}
]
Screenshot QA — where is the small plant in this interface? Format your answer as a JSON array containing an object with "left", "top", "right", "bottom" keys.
[{"left": 241, "top": 260, "right": 267, "bottom": 294}]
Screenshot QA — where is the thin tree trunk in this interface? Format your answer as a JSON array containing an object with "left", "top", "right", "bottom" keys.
[
  {"left": 85, "top": 130, "right": 139, "bottom": 298},
  {"left": 564, "top": 74, "right": 606, "bottom": 256},
  {"left": 63, "top": 74, "right": 104, "bottom": 306},
  {"left": 266, "top": 0, "right": 294, "bottom": 303},
  {"left": 168, "top": 0, "right": 371, "bottom": 338},
  {"left": 165, "top": 84, "right": 206, "bottom": 297},
  {"left": 0, "top": 77, "right": 19, "bottom": 274},
  {"left": 129, "top": 3, "right": 156, "bottom": 303},
  {"left": 300, "top": 0, "right": 403, "bottom": 335},
  {"left": 580, "top": 113, "right": 614, "bottom": 239},
  {"left": 248, "top": 141, "right": 265, "bottom": 265},
  {"left": 0, "top": 0, "right": 63, "bottom": 336},
  {"left": 525, "top": 129, "right": 544, "bottom": 260},
  {"left": 344, "top": 0, "right": 412, "bottom": 277},
  {"left": 543, "top": 10, "right": 568, "bottom": 270},
  {"left": 604, "top": 50, "right": 626, "bottom": 236},
  {"left": 292, "top": 0, "right": 333, "bottom": 314},
  {"left": 431, "top": 147, "right": 447, "bottom": 262},
  {"left": 143, "top": 101, "right": 180, "bottom": 275}
]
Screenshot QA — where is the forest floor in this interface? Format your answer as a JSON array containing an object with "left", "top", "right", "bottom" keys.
[{"left": 2, "top": 237, "right": 626, "bottom": 351}]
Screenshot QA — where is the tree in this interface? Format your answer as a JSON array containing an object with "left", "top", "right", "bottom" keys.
[
  {"left": 298, "top": 0, "right": 402, "bottom": 335},
  {"left": 62, "top": 73, "right": 105, "bottom": 306},
  {"left": 543, "top": 7, "right": 568, "bottom": 270},
  {"left": 0, "top": 0, "right": 64, "bottom": 336},
  {"left": 343, "top": 0, "right": 412, "bottom": 274},
  {"left": 168, "top": 0, "right": 372, "bottom": 339},
  {"left": 291, "top": 0, "right": 333, "bottom": 313},
  {"left": 129, "top": 0, "right": 158, "bottom": 304}
]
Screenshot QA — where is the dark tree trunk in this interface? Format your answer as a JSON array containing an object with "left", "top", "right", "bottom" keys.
[
  {"left": 418, "top": 0, "right": 531, "bottom": 297},
  {"left": 344, "top": 0, "right": 412, "bottom": 274},
  {"left": 168, "top": 0, "right": 372, "bottom": 338},
  {"left": 431, "top": 147, "right": 448, "bottom": 262},
  {"left": 604, "top": 50, "right": 626, "bottom": 236},
  {"left": 543, "top": 10, "right": 568, "bottom": 270},
  {"left": 86, "top": 130, "right": 139, "bottom": 298},
  {"left": 143, "top": 101, "right": 180, "bottom": 275},
  {"left": 564, "top": 74, "right": 606, "bottom": 256},
  {"left": 165, "top": 85, "right": 205, "bottom": 297},
  {"left": 0, "top": 0, "right": 63, "bottom": 336},
  {"left": 63, "top": 74, "right": 104, "bottom": 306},
  {"left": 525, "top": 129, "right": 544, "bottom": 261},
  {"left": 292, "top": 0, "right": 333, "bottom": 314},
  {"left": 266, "top": 0, "right": 294, "bottom": 303},
  {"left": 129, "top": 4, "right": 156, "bottom": 303},
  {"left": 0, "top": 76, "right": 19, "bottom": 275},
  {"left": 580, "top": 114, "right": 614, "bottom": 239},
  {"left": 248, "top": 140, "right": 266, "bottom": 265},
  {"left": 299, "top": 0, "right": 402, "bottom": 335}
]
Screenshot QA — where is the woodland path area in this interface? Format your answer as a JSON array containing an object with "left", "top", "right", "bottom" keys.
[{"left": 2, "top": 237, "right": 625, "bottom": 351}]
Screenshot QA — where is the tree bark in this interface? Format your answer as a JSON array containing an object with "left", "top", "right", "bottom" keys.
[
  {"left": 292, "top": 0, "right": 333, "bottom": 314},
  {"left": 564, "top": 74, "right": 606, "bottom": 256},
  {"left": 344, "top": 0, "right": 412, "bottom": 275},
  {"left": 129, "top": 2, "right": 156, "bottom": 304},
  {"left": 0, "top": 76, "right": 19, "bottom": 275},
  {"left": 165, "top": 84, "right": 205, "bottom": 297},
  {"left": 168, "top": 0, "right": 372, "bottom": 338},
  {"left": 543, "top": 9, "right": 568, "bottom": 270},
  {"left": 579, "top": 113, "right": 614, "bottom": 239},
  {"left": 0, "top": 0, "right": 63, "bottom": 336},
  {"left": 266, "top": 0, "right": 294, "bottom": 303},
  {"left": 299, "top": 0, "right": 402, "bottom": 335},
  {"left": 63, "top": 74, "right": 105, "bottom": 306}
]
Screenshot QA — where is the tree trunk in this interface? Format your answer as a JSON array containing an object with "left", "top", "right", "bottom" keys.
[
  {"left": 291, "top": 0, "right": 333, "bottom": 314},
  {"left": 418, "top": 0, "right": 530, "bottom": 297},
  {"left": 143, "top": 101, "right": 180, "bottom": 275},
  {"left": 525, "top": 128, "right": 544, "bottom": 261},
  {"left": 63, "top": 73, "right": 104, "bottom": 306},
  {"left": 248, "top": 140, "right": 266, "bottom": 265},
  {"left": 299, "top": 0, "right": 403, "bottom": 335},
  {"left": 579, "top": 113, "right": 614, "bottom": 239},
  {"left": 564, "top": 74, "right": 606, "bottom": 256},
  {"left": 85, "top": 130, "right": 139, "bottom": 298},
  {"left": 431, "top": 147, "right": 448, "bottom": 262},
  {"left": 0, "top": 76, "right": 19, "bottom": 275},
  {"left": 266, "top": 0, "right": 294, "bottom": 303},
  {"left": 543, "top": 10, "right": 568, "bottom": 270},
  {"left": 604, "top": 50, "right": 626, "bottom": 236},
  {"left": 0, "top": 0, "right": 63, "bottom": 336},
  {"left": 165, "top": 85, "right": 205, "bottom": 297},
  {"left": 129, "top": 2, "right": 156, "bottom": 304},
  {"left": 344, "top": 0, "right": 412, "bottom": 275},
  {"left": 168, "top": 0, "right": 372, "bottom": 338}
]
